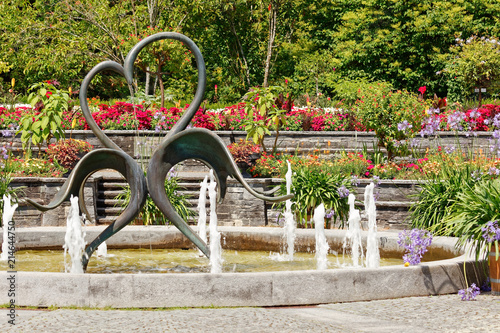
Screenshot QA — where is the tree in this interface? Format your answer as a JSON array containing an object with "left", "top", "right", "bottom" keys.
[{"left": 444, "top": 35, "right": 500, "bottom": 105}]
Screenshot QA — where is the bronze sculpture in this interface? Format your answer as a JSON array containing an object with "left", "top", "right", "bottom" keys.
[{"left": 25, "top": 32, "right": 293, "bottom": 271}]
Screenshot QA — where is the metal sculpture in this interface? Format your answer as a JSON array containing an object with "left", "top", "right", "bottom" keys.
[{"left": 25, "top": 32, "right": 293, "bottom": 271}]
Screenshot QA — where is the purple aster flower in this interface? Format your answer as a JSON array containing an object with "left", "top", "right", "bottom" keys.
[
  {"left": 458, "top": 283, "right": 480, "bottom": 301},
  {"left": 420, "top": 116, "right": 440, "bottom": 137},
  {"left": 325, "top": 210, "right": 335, "bottom": 219},
  {"left": 488, "top": 167, "right": 500, "bottom": 176},
  {"left": 471, "top": 170, "right": 483, "bottom": 181},
  {"left": 493, "top": 114, "right": 500, "bottom": 128}
]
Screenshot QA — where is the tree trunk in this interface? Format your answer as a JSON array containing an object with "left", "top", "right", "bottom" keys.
[
  {"left": 263, "top": 5, "right": 277, "bottom": 88},
  {"left": 145, "top": 68, "right": 150, "bottom": 95},
  {"left": 228, "top": 10, "right": 251, "bottom": 87}
]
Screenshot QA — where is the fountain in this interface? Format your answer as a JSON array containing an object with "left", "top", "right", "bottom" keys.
[
  {"left": 1, "top": 195, "right": 17, "bottom": 261},
  {"left": 96, "top": 242, "right": 108, "bottom": 257},
  {"left": 314, "top": 204, "right": 329, "bottom": 270},
  {"left": 197, "top": 175, "right": 209, "bottom": 248},
  {"left": 364, "top": 183, "right": 380, "bottom": 268},
  {"left": 208, "top": 170, "right": 223, "bottom": 273},
  {"left": 0, "top": 32, "right": 486, "bottom": 308},
  {"left": 63, "top": 195, "right": 86, "bottom": 273},
  {"left": 344, "top": 194, "right": 364, "bottom": 267},
  {"left": 283, "top": 161, "right": 296, "bottom": 260}
]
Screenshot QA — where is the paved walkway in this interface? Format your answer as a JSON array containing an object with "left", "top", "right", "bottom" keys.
[{"left": 1, "top": 293, "right": 498, "bottom": 332}]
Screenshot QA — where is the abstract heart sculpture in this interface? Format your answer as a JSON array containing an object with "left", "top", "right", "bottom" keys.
[{"left": 25, "top": 32, "right": 293, "bottom": 271}]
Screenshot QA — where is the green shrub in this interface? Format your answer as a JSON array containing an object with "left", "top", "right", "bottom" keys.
[
  {"left": 276, "top": 165, "right": 354, "bottom": 228},
  {"left": 116, "top": 172, "right": 194, "bottom": 225},
  {"left": 353, "top": 83, "right": 427, "bottom": 159}
]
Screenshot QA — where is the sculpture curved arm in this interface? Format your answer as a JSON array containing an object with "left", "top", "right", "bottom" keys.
[
  {"left": 123, "top": 32, "right": 206, "bottom": 138},
  {"left": 25, "top": 149, "right": 147, "bottom": 270},
  {"left": 78, "top": 61, "right": 125, "bottom": 151},
  {"left": 147, "top": 128, "right": 293, "bottom": 258}
]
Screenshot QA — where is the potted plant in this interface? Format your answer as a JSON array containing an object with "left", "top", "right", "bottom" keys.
[
  {"left": 482, "top": 220, "right": 500, "bottom": 295},
  {"left": 438, "top": 178, "right": 500, "bottom": 294},
  {"left": 227, "top": 140, "right": 261, "bottom": 177}
]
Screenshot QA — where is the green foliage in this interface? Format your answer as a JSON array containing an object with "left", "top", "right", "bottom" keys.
[
  {"left": 440, "top": 179, "right": 500, "bottom": 260},
  {"left": 0, "top": 158, "right": 24, "bottom": 226},
  {"left": 116, "top": 173, "right": 195, "bottom": 225},
  {"left": 410, "top": 166, "right": 473, "bottom": 232},
  {"left": 443, "top": 35, "right": 500, "bottom": 104},
  {"left": 333, "top": 78, "right": 387, "bottom": 106},
  {"left": 243, "top": 86, "right": 286, "bottom": 153},
  {"left": 277, "top": 166, "right": 353, "bottom": 227},
  {"left": 18, "top": 82, "right": 69, "bottom": 152},
  {"left": 353, "top": 82, "right": 427, "bottom": 159}
]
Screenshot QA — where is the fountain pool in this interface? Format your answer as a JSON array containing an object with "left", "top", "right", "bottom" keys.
[{"left": 0, "top": 225, "right": 485, "bottom": 308}]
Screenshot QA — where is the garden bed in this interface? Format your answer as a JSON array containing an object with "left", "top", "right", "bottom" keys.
[{"left": 12, "top": 175, "right": 417, "bottom": 229}]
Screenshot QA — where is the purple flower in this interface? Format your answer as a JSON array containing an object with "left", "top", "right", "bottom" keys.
[
  {"left": 0, "top": 146, "right": 8, "bottom": 160},
  {"left": 410, "top": 138, "right": 420, "bottom": 148},
  {"left": 458, "top": 283, "right": 480, "bottom": 301},
  {"left": 1, "top": 129, "right": 12, "bottom": 137},
  {"left": 337, "top": 185, "right": 349, "bottom": 198},
  {"left": 420, "top": 116, "right": 440, "bottom": 137},
  {"left": 488, "top": 167, "right": 500, "bottom": 176},
  {"left": 444, "top": 145, "right": 456, "bottom": 154},
  {"left": 397, "top": 229, "right": 433, "bottom": 265},
  {"left": 350, "top": 175, "right": 360, "bottom": 186},
  {"left": 325, "top": 210, "right": 335, "bottom": 219},
  {"left": 481, "top": 220, "right": 500, "bottom": 243},
  {"left": 469, "top": 109, "right": 480, "bottom": 119},
  {"left": 447, "top": 110, "right": 465, "bottom": 131},
  {"left": 493, "top": 114, "right": 500, "bottom": 128},
  {"left": 471, "top": 170, "right": 483, "bottom": 181},
  {"left": 371, "top": 176, "right": 381, "bottom": 186},
  {"left": 397, "top": 120, "right": 412, "bottom": 133}
]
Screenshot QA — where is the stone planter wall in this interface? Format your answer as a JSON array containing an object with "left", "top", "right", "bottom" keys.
[
  {"left": 1, "top": 130, "right": 494, "bottom": 158},
  {"left": 10, "top": 177, "right": 97, "bottom": 227},
  {"left": 11, "top": 176, "right": 418, "bottom": 230}
]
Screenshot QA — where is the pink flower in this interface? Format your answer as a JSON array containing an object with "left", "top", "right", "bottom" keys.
[
  {"left": 367, "top": 165, "right": 374, "bottom": 170},
  {"left": 418, "top": 86, "right": 426, "bottom": 95}
]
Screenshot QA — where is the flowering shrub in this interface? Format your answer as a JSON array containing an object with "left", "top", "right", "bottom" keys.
[
  {"left": 227, "top": 140, "right": 260, "bottom": 167},
  {"left": 397, "top": 229, "right": 433, "bottom": 265},
  {"left": 46, "top": 139, "right": 92, "bottom": 170},
  {"left": 354, "top": 82, "right": 427, "bottom": 159},
  {"left": 8, "top": 157, "right": 65, "bottom": 177}
]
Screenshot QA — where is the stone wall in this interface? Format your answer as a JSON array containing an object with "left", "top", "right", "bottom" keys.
[
  {"left": 10, "top": 177, "right": 97, "bottom": 227},
  {"left": 11, "top": 176, "right": 418, "bottom": 230},
  {"left": 1, "top": 130, "right": 494, "bottom": 158}
]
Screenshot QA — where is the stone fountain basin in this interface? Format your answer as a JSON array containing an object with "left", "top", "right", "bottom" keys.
[{"left": 0, "top": 226, "right": 483, "bottom": 308}]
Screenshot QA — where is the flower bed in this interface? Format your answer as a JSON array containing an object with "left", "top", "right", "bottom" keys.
[{"left": 2, "top": 101, "right": 499, "bottom": 135}]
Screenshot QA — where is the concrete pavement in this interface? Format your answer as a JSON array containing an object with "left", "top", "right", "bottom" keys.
[{"left": 1, "top": 293, "right": 499, "bottom": 332}]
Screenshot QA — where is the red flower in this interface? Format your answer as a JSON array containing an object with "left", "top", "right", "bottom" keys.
[{"left": 418, "top": 86, "right": 426, "bottom": 95}]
